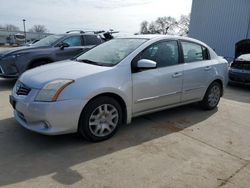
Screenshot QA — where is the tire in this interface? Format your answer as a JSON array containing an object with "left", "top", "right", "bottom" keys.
[
  {"left": 200, "top": 82, "right": 222, "bottom": 110},
  {"left": 78, "top": 96, "right": 122, "bottom": 142},
  {"left": 29, "top": 60, "right": 50, "bottom": 69}
]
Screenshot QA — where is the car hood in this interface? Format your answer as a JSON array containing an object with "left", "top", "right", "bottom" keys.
[
  {"left": 19, "top": 60, "right": 112, "bottom": 89},
  {"left": 0, "top": 46, "right": 49, "bottom": 57},
  {"left": 236, "top": 54, "right": 250, "bottom": 62}
]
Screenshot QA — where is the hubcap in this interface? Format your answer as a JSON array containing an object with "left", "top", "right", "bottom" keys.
[
  {"left": 208, "top": 85, "right": 220, "bottom": 107},
  {"left": 89, "top": 104, "right": 119, "bottom": 137}
]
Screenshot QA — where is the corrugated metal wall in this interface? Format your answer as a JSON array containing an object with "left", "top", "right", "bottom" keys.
[{"left": 189, "top": 0, "right": 250, "bottom": 60}]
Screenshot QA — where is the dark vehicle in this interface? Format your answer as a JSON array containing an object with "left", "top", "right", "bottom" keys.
[
  {"left": 229, "top": 40, "right": 250, "bottom": 85},
  {"left": 0, "top": 31, "right": 103, "bottom": 78},
  {"left": 229, "top": 54, "right": 250, "bottom": 85}
]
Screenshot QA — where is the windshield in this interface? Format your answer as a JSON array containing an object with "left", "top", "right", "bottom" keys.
[
  {"left": 76, "top": 38, "right": 147, "bottom": 66},
  {"left": 32, "top": 35, "right": 63, "bottom": 47}
]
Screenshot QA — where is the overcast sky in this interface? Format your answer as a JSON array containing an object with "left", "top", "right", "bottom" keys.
[{"left": 0, "top": 0, "right": 192, "bottom": 34}]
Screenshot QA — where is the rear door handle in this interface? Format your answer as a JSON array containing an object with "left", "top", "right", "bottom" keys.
[
  {"left": 204, "top": 66, "right": 212, "bottom": 71},
  {"left": 172, "top": 72, "right": 183, "bottom": 78}
]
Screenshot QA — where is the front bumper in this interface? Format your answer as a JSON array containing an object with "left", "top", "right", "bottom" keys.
[
  {"left": 229, "top": 69, "right": 250, "bottom": 85},
  {"left": 10, "top": 88, "right": 85, "bottom": 135}
]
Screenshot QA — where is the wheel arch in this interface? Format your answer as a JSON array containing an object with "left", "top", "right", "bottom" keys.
[
  {"left": 28, "top": 57, "right": 54, "bottom": 69},
  {"left": 78, "top": 92, "right": 128, "bottom": 128},
  {"left": 209, "top": 79, "right": 224, "bottom": 96}
]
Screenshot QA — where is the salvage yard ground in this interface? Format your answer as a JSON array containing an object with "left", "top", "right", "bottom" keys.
[{"left": 0, "top": 78, "right": 250, "bottom": 188}]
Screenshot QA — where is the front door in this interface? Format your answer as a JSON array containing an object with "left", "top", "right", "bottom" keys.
[
  {"left": 132, "top": 40, "right": 183, "bottom": 115},
  {"left": 55, "top": 36, "right": 85, "bottom": 60}
]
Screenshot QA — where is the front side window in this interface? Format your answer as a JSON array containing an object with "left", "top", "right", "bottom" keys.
[
  {"left": 140, "top": 40, "right": 179, "bottom": 67},
  {"left": 181, "top": 41, "right": 209, "bottom": 63},
  {"left": 63, "top": 36, "right": 82, "bottom": 46}
]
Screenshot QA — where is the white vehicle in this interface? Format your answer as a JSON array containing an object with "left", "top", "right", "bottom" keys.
[{"left": 10, "top": 35, "right": 228, "bottom": 142}]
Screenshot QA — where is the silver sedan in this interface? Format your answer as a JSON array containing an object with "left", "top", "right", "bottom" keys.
[{"left": 10, "top": 35, "right": 228, "bottom": 142}]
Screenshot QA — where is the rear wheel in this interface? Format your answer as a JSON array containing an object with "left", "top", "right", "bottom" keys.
[
  {"left": 78, "top": 96, "right": 122, "bottom": 142},
  {"left": 200, "top": 82, "right": 222, "bottom": 110}
]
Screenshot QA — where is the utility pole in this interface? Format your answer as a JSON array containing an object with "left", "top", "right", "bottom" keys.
[{"left": 22, "top": 19, "right": 26, "bottom": 43}]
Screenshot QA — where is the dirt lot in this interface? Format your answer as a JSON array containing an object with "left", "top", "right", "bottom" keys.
[{"left": 0, "top": 78, "right": 250, "bottom": 188}]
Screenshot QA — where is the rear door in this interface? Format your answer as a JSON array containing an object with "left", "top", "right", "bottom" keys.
[
  {"left": 180, "top": 41, "right": 211, "bottom": 102},
  {"left": 132, "top": 40, "right": 183, "bottom": 115}
]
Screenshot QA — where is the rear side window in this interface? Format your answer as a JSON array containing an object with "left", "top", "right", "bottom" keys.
[
  {"left": 84, "top": 35, "right": 102, "bottom": 45},
  {"left": 181, "top": 41, "right": 210, "bottom": 63}
]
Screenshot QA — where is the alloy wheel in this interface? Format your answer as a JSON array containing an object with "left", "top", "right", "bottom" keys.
[{"left": 88, "top": 104, "right": 119, "bottom": 137}]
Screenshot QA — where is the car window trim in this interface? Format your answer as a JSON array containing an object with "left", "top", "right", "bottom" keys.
[
  {"left": 179, "top": 39, "right": 211, "bottom": 63},
  {"left": 131, "top": 39, "right": 181, "bottom": 73},
  {"left": 80, "top": 35, "right": 85, "bottom": 46},
  {"left": 53, "top": 36, "right": 67, "bottom": 47},
  {"left": 61, "top": 35, "right": 83, "bottom": 47},
  {"left": 53, "top": 35, "right": 73, "bottom": 47}
]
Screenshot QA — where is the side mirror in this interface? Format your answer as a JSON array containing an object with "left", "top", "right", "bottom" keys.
[
  {"left": 137, "top": 59, "right": 157, "bottom": 69},
  {"left": 59, "top": 42, "right": 70, "bottom": 49}
]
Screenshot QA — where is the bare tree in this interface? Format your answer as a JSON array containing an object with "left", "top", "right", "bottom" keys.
[
  {"left": 148, "top": 22, "right": 160, "bottom": 34},
  {"left": 165, "top": 16, "right": 178, "bottom": 34},
  {"left": 140, "top": 21, "right": 149, "bottom": 34},
  {"left": 29, "top": 25, "right": 48, "bottom": 33},
  {"left": 4, "top": 24, "right": 20, "bottom": 31},
  {"left": 177, "top": 14, "right": 190, "bottom": 36},
  {"left": 155, "top": 17, "right": 166, "bottom": 34},
  {"left": 155, "top": 16, "right": 178, "bottom": 34},
  {"left": 138, "top": 14, "right": 190, "bottom": 35}
]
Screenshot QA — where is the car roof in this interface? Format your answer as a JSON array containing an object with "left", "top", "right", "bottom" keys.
[
  {"left": 117, "top": 34, "right": 209, "bottom": 48},
  {"left": 54, "top": 33, "right": 97, "bottom": 37}
]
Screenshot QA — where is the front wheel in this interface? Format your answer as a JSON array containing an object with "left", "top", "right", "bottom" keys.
[
  {"left": 78, "top": 96, "right": 122, "bottom": 142},
  {"left": 200, "top": 82, "right": 222, "bottom": 110}
]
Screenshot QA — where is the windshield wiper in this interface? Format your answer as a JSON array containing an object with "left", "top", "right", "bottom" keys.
[{"left": 76, "top": 59, "right": 109, "bottom": 66}]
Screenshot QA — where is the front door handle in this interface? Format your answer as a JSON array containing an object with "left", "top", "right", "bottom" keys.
[
  {"left": 172, "top": 72, "right": 183, "bottom": 78},
  {"left": 204, "top": 66, "right": 212, "bottom": 71}
]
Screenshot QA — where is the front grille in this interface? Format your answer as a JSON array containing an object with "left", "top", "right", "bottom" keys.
[
  {"left": 16, "top": 82, "right": 31, "bottom": 96},
  {"left": 231, "top": 61, "right": 250, "bottom": 70}
]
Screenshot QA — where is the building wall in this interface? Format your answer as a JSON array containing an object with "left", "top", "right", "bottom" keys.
[{"left": 189, "top": 0, "right": 250, "bottom": 60}]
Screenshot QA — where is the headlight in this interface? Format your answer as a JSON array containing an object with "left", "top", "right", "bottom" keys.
[{"left": 35, "top": 79, "right": 74, "bottom": 102}]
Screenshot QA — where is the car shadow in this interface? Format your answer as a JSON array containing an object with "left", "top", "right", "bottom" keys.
[
  {"left": 0, "top": 103, "right": 217, "bottom": 186},
  {"left": 0, "top": 78, "right": 16, "bottom": 92},
  {"left": 223, "top": 84, "right": 250, "bottom": 103}
]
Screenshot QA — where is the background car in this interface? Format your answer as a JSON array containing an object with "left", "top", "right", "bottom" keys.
[
  {"left": 229, "top": 54, "right": 250, "bottom": 85},
  {"left": 10, "top": 35, "right": 228, "bottom": 142},
  {"left": 0, "top": 30, "right": 103, "bottom": 78}
]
